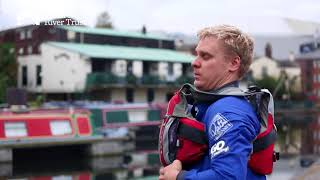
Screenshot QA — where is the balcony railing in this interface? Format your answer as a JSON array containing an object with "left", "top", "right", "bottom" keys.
[
  {"left": 86, "top": 72, "right": 194, "bottom": 89},
  {"left": 275, "top": 100, "right": 314, "bottom": 109},
  {"left": 86, "top": 72, "right": 117, "bottom": 89},
  {"left": 175, "top": 75, "right": 194, "bottom": 85},
  {"left": 141, "top": 75, "right": 163, "bottom": 85}
]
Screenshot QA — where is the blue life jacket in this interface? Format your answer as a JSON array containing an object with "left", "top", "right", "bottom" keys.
[{"left": 177, "top": 82, "right": 267, "bottom": 180}]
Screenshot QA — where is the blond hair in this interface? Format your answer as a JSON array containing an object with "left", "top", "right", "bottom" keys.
[{"left": 197, "top": 25, "right": 254, "bottom": 78}]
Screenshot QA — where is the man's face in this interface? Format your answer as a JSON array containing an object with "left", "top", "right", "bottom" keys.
[{"left": 192, "top": 36, "right": 231, "bottom": 91}]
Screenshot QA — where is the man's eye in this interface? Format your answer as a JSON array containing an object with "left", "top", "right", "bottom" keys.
[{"left": 202, "top": 54, "right": 211, "bottom": 60}]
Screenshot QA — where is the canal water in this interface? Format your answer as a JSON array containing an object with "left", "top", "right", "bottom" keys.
[
  {"left": 0, "top": 141, "right": 161, "bottom": 180},
  {"left": 0, "top": 140, "right": 309, "bottom": 180}
]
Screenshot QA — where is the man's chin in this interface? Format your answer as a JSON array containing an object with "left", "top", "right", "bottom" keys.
[{"left": 193, "top": 81, "right": 202, "bottom": 90}]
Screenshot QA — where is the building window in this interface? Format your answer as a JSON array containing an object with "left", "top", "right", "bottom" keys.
[
  {"left": 127, "top": 61, "right": 133, "bottom": 74},
  {"left": 36, "top": 65, "right": 42, "bottom": 86},
  {"left": 20, "top": 31, "right": 25, "bottom": 40},
  {"left": 150, "top": 63, "right": 158, "bottom": 74},
  {"left": 22, "top": 66, "right": 28, "bottom": 86},
  {"left": 168, "top": 63, "right": 174, "bottom": 75},
  {"left": 27, "top": 46, "right": 32, "bottom": 54},
  {"left": 27, "top": 30, "right": 32, "bottom": 39},
  {"left": 126, "top": 88, "right": 134, "bottom": 103},
  {"left": 147, "top": 88, "right": 154, "bottom": 103}
]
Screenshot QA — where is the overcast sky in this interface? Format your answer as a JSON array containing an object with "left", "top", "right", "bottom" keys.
[{"left": 0, "top": 0, "right": 320, "bottom": 35}]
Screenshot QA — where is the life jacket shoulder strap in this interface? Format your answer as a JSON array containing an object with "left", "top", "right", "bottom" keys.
[
  {"left": 177, "top": 123, "right": 208, "bottom": 145},
  {"left": 253, "top": 128, "right": 277, "bottom": 153}
]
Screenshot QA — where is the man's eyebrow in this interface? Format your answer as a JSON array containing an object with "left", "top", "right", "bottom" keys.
[{"left": 197, "top": 49, "right": 212, "bottom": 56}]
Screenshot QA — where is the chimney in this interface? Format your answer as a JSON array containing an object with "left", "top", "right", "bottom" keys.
[
  {"left": 142, "top": 25, "right": 147, "bottom": 34},
  {"left": 288, "top": 51, "right": 295, "bottom": 62},
  {"left": 265, "top": 42, "right": 272, "bottom": 59}
]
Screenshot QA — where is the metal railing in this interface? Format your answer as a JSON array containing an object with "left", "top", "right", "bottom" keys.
[{"left": 86, "top": 72, "right": 193, "bottom": 88}]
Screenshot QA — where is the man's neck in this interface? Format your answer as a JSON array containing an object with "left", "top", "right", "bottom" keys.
[{"left": 210, "top": 81, "right": 239, "bottom": 93}]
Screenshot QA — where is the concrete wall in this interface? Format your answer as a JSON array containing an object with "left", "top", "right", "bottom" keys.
[
  {"left": 112, "top": 60, "right": 127, "bottom": 77},
  {"left": 250, "top": 56, "right": 281, "bottom": 79},
  {"left": 0, "top": 148, "right": 12, "bottom": 162},
  {"left": 132, "top": 61, "right": 143, "bottom": 78},
  {"left": 41, "top": 44, "right": 91, "bottom": 93},
  {"left": 18, "top": 43, "right": 91, "bottom": 93},
  {"left": 158, "top": 62, "right": 182, "bottom": 82}
]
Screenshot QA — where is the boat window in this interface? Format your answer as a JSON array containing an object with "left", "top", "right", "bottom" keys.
[
  {"left": 50, "top": 120, "right": 72, "bottom": 135},
  {"left": 128, "top": 110, "right": 147, "bottom": 122},
  {"left": 4, "top": 122, "right": 27, "bottom": 137}
]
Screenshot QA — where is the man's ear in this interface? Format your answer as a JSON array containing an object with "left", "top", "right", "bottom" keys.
[{"left": 228, "top": 56, "right": 241, "bottom": 72}]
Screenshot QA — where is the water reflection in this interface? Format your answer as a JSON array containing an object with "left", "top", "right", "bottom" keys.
[
  {"left": 0, "top": 143, "right": 160, "bottom": 180},
  {"left": 0, "top": 147, "right": 316, "bottom": 180}
]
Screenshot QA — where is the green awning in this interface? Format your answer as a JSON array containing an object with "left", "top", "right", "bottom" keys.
[
  {"left": 58, "top": 26, "right": 172, "bottom": 41},
  {"left": 47, "top": 42, "right": 194, "bottom": 63}
]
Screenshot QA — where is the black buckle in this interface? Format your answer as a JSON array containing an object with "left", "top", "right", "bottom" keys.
[
  {"left": 273, "top": 151, "right": 280, "bottom": 162},
  {"left": 248, "top": 85, "right": 261, "bottom": 93}
]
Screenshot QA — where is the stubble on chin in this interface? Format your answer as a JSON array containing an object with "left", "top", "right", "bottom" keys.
[{"left": 193, "top": 81, "right": 203, "bottom": 90}]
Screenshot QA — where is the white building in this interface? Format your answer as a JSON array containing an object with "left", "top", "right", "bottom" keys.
[
  {"left": 250, "top": 56, "right": 301, "bottom": 92},
  {"left": 18, "top": 41, "right": 194, "bottom": 103},
  {"left": 250, "top": 56, "right": 281, "bottom": 79}
]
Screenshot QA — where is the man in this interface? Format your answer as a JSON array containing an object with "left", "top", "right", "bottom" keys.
[{"left": 159, "top": 25, "right": 266, "bottom": 179}]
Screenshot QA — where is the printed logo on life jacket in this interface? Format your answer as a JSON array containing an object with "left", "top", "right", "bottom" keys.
[
  {"left": 210, "top": 113, "right": 233, "bottom": 140},
  {"left": 210, "top": 140, "right": 229, "bottom": 158},
  {"left": 194, "top": 106, "right": 199, "bottom": 117}
]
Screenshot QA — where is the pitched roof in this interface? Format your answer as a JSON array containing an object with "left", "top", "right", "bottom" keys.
[
  {"left": 296, "top": 49, "right": 320, "bottom": 60},
  {"left": 58, "top": 26, "right": 172, "bottom": 41},
  {"left": 47, "top": 42, "right": 194, "bottom": 63}
]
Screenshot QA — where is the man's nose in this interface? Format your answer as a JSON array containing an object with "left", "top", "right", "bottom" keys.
[{"left": 192, "top": 57, "right": 200, "bottom": 68}]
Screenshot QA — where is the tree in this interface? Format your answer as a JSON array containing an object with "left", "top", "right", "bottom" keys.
[
  {"left": 0, "top": 43, "right": 17, "bottom": 103},
  {"left": 95, "top": 11, "right": 113, "bottom": 29},
  {"left": 254, "top": 75, "right": 285, "bottom": 100},
  {"left": 254, "top": 72, "right": 303, "bottom": 100}
]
